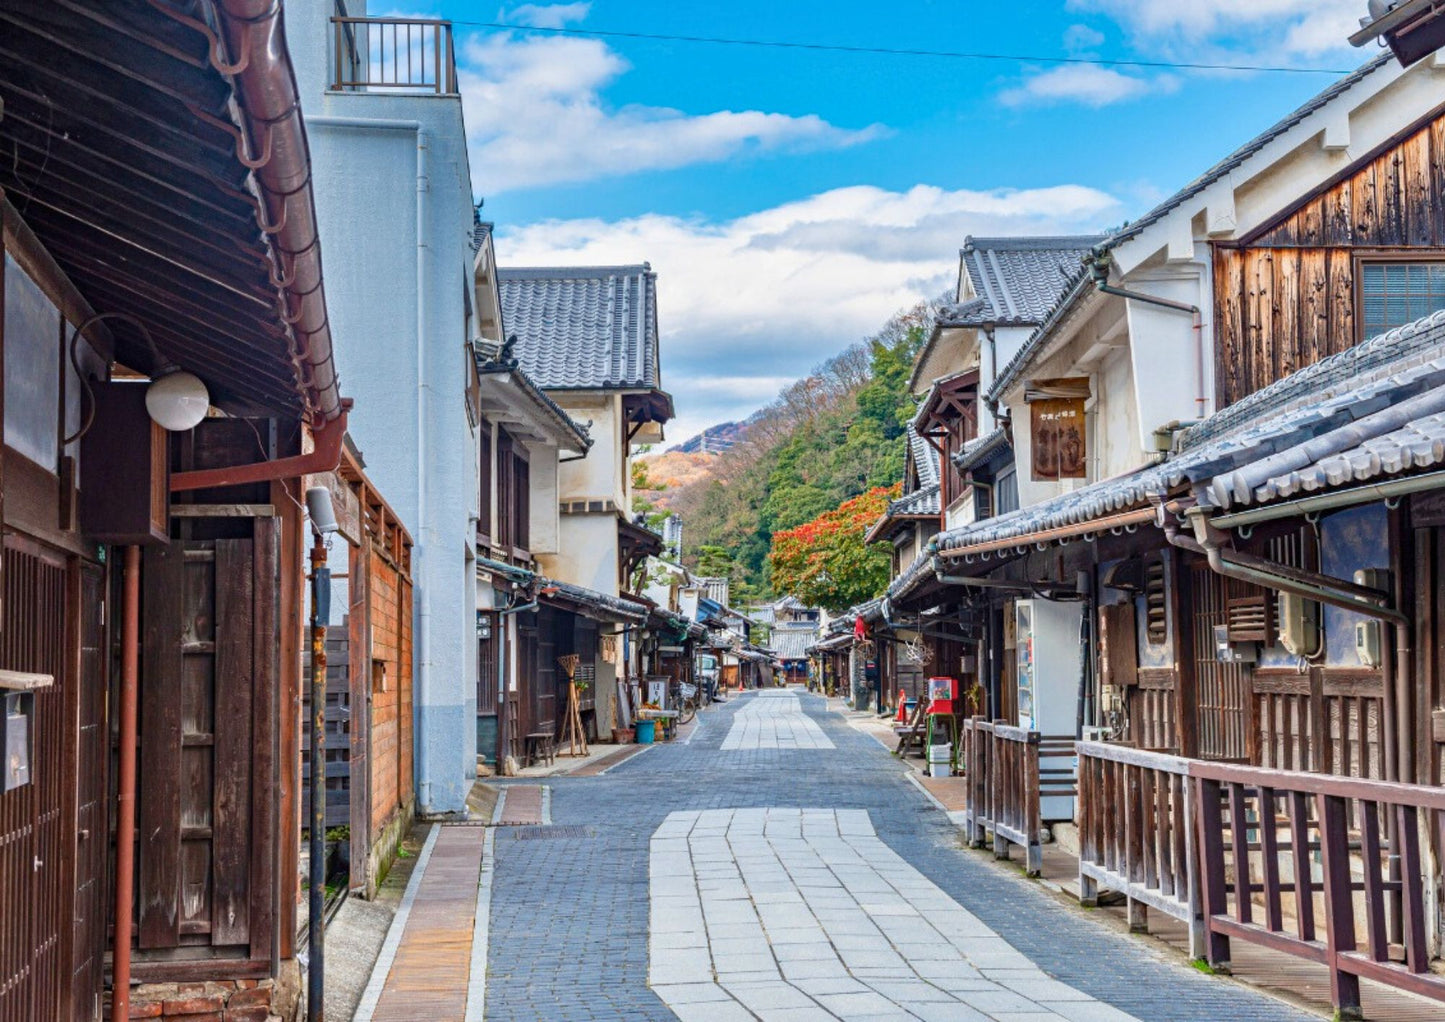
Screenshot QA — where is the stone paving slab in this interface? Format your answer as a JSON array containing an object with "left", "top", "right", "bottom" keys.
[
  {"left": 483, "top": 688, "right": 1319, "bottom": 1021},
  {"left": 722, "top": 691, "right": 835, "bottom": 750},
  {"left": 649, "top": 807, "right": 1137, "bottom": 1021}
]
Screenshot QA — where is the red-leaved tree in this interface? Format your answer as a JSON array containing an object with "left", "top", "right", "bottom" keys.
[{"left": 768, "top": 485, "right": 899, "bottom": 612}]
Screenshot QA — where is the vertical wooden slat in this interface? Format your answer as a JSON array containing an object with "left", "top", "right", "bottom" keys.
[
  {"left": 139, "top": 541, "right": 184, "bottom": 949},
  {"left": 1318, "top": 792, "right": 1362, "bottom": 1014},
  {"left": 1290, "top": 790, "right": 1316, "bottom": 942},
  {"left": 1196, "top": 778, "right": 1231, "bottom": 968},
  {"left": 1360, "top": 800, "right": 1388, "bottom": 962},
  {"left": 1228, "top": 783, "right": 1253, "bottom": 924},
  {"left": 211, "top": 540, "right": 253, "bottom": 946},
  {"left": 1258, "top": 786, "right": 1282, "bottom": 932},
  {"left": 1396, "top": 803, "right": 1428, "bottom": 973},
  {"left": 249, "top": 518, "right": 278, "bottom": 964}
]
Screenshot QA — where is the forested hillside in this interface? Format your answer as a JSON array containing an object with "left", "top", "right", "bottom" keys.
[{"left": 654, "top": 300, "right": 940, "bottom": 597}]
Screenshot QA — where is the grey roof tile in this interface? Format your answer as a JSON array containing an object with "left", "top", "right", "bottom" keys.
[
  {"left": 499, "top": 265, "right": 662, "bottom": 391},
  {"left": 953, "top": 426, "right": 1008, "bottom": 474},
  {"left": 772, "top": 629, "right": 819, "bottom": 660},
  {"left": 908, "top": 424, "right": 941, "bottom": 489},
  {"left": 890, "top": 484, "right": 940, "bottom": 517},
  {"left": 950, "top": 236, "right": 1102, "bottom": 326},
  {"left": 925, "top": 308, "right": 1445, "bottom": 562},
  {"left": 1102, "top": 54, "right": 1392, "bottom": 255}
]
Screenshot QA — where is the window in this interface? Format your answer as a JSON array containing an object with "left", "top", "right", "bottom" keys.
[{"left": 1360, "top": 262, "right": 1445, "bottom": 339}]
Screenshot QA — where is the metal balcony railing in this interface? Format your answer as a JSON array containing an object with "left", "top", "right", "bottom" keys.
[{"left": 331, "top": 16, "right": 457, "bottom": 95}]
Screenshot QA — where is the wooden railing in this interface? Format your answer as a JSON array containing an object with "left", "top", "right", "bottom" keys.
[
  {"left": 961, "top": 718, "right": 1078, "bottom": 876},
  {"left": 1076, "top": 741, "right": 1203, "bottom": 958},
  {"left": 331, "top": 17, "right": 457, "bottom": 94},
  {"left": 1191, "top": 761, "right": 1445, "bottom": 1018}
]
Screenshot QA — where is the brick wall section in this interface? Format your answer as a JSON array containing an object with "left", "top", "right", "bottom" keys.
[{"left": 107, "top": 978, "right": 291, "bottom": 1021}]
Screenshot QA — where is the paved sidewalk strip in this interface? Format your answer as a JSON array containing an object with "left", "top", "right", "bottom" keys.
[
  {"left": 362, "top": 826, "right": 488, "bottom": 1022},
  {"left": 721, "top": 692, "right": 834, "bottom": 750},
  {"left": 568, "top": 744, "right": 652, "bottom": 776},
  {"left": 494, "top": 784, "right": 547, "bottom": 825},
  {"left": 649, "top": 807, "right": 1136, "bottom": 1022}
]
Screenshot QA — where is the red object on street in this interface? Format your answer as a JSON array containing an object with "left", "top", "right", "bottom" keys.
[{"left": 927, "top": 677, "right": 958, "bottom": 715}]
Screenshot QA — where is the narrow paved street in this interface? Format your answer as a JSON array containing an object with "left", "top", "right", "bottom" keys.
[{"left": 474, "top": 689, "right": 1315, "bottom": 1021}]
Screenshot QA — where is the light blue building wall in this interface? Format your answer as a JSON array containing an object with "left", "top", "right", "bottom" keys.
[{"left": 285, "top": 1, "right": 479, "bottom": 816}]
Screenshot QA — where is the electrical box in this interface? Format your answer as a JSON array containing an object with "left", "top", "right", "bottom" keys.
[
  {"left": 1213, "top": 623, "right": 1258, "bottom": 663},
  {"left": 1352, "top": 569, "right": 1389, "bottom": 669},
  {"left": 1277, "top": 592, "right": 1321, "bottom": 658}
]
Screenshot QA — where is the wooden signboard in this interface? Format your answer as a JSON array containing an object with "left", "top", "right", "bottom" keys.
[{"left": 1028, "top": 377, "right": 1089, "bottom": 481}]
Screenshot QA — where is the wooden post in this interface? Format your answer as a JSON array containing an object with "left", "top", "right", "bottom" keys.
[
  {"left": 1024, "top": 731, "right": 1042, "bottom": 877},
  {"left": 1318, "top": 792, "right": 1363, "bottom": 1019},
  {"left": 1195, "top": 777, "right": 1232, "bottom": 971}
]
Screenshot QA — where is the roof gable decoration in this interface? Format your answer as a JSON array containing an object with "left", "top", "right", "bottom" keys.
[{"left": 1103, "top": 53, "right": 1421, "bottom": 275}]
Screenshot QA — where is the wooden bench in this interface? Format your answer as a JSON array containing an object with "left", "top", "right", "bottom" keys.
[{"left": 524, "top": 724, "right": 555, "bottom": 767}]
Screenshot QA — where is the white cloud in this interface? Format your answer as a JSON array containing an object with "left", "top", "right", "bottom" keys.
[
  {"left": 1063, "top": 24, "right": 1107, "bottom": 52},
  {"left": 1001, "top": 64, "right": 1176, "bottom": 108},
  {"left": 495, "top": 183, "right": 1122, "bottom": 442},
  {"left": 503, "top": 2, "right": 590, "bottom": 29},
  {"left": 1067, "top": 0, "right": 1360, "bottom": 58},
  {"left": 459, "top": 32, "right": 885, "bottom": 194}
]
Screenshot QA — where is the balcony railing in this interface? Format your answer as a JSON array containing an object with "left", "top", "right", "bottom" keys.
[{"left": 331, "top": 16, "right": 457, "bottom": 95}]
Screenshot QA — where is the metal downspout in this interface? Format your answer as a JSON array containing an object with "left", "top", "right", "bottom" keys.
[
  {"left": 1089, "top": 258, "right": 1205, "bottom": 417},
  {"left": 1165, "top": 508, "right": 1406, "bottom": 626}
]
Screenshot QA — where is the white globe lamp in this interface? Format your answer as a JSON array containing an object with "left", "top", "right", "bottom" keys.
[{"left": 145, "top": 370, "right": 210, "bottom": 431}]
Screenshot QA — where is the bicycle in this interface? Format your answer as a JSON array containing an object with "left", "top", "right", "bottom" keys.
[{"left": 668, "top": 677, "right": 699, "bottom": 725}]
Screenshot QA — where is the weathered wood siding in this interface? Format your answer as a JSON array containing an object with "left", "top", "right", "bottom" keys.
[
  {"left": 1214, "top": 116, "right": 1445, "bottom": 406},
  {"left": 367, "top": 539, "right": 413, "bottom": 838}
]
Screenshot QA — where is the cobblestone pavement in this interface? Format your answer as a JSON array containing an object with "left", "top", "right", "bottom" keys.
[
  {"left": 721, "top": 691, "right": 835, "bottom": 750},
  {"left": 484, "top": 689, "right": 1316, "bottom": 1021}
]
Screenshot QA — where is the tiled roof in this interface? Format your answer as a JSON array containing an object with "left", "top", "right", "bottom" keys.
[
  {"left": 1102, "top": 54, "right": 1393, "bottom": 255},
  {"left": 919, "top": 308, "right": 1445, "bottom": 563},
  {"left": 889, "top": 484, "right": 940, "bottom": 518},
  {"left": 951, "top": 236, "right": 1102, "bottom": 326},
  {"left": 987, "top": 56, "right": 1397, "bottom": 406},
  {"left": 1247, "top": 410, "right": 1445, "bottom": 506},
  {"left": 771, "top": 629, "right": 819, "bottom": 661},
  {"left": 541, "top": 578, "right": 648, "bottom": 624},
  {"left": 908, "top": 424, "right": 940, "bottom": 489},
  {"left": 471, "top": 218, "right": 493, "bottom": 254},
  {"left": 952, "top": 427, "right": 1008, "bottom": 474},
  {"left": 986, "top": 264, "right": 1095, "bottom": 403},
  {"left": 475, "top": 354, "right": 592, "bottom": 452},
  {"left": 498, "top": 265, "right": 662, "bottom": 391}
]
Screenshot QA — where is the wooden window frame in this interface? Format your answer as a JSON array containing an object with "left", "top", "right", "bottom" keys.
[
  {"left": 1352, "top": 249, "right": 1445, "bottom": 343},
  {"left": 478, "top": 418, "right": 492, "bottom": 548}
]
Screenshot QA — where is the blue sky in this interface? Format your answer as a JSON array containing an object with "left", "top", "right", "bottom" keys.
[{"left": 424, "top": 0, "right": 1369, "bottom": 442}]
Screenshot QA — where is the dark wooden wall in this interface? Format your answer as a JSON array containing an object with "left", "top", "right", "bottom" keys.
[{"left": 1214, "top": 114, "right": 1445, "bottom": 407}]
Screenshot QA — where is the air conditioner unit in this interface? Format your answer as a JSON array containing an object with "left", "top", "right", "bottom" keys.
[{"left": 1277, "top": 592, "right": 1321, "bottom": 658}]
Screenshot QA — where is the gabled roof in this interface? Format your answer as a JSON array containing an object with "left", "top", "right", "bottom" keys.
[
  {"left": 925, "top": 306, "right": 1445, "bottom": 563},
  {"left": 499, "top": 265, "right": 663, "bottom": 391},
  {"left": 986, "top": 264, "right": 1096, "bottom": 404},
  {"left": 908, "top": 424, "right": 941, "bottom": 490},
  {"left": 1101, "top": 54, "right": 1394, "bottom": 257},
  {"left": 772, "top": 628, "right": 819, "bottom": 661},
  {"left": 475, "top": 351, "right": 592, "bottom": 454},
  {"left": 952, "top": 236, "right": 1103, "bottom": 326}
]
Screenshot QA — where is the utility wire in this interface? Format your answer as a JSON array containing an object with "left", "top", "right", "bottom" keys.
[{"left": 452, "top": 19, "right": 1358, "bottom": 76}]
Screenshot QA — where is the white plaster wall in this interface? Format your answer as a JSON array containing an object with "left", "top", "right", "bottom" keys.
[
  {"left": 286, "top": 0, "right": 479, "bottom": 815},
  {"left": 526, "top": 442, "right": 561, "bottom": 555},
  {"left": 1092, "top": 347, "right": 1142, "bottom": 482},
  {"left": 538, "top": 514, "right": 620, "bottom": 597},
  {"left": 1124, "top": 269, "right": 1212, "bottom": 449}
]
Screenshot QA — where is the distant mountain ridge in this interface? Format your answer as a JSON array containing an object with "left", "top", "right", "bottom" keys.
[{"left": 669, "top": 420, "right": 750, "bottom": 454}]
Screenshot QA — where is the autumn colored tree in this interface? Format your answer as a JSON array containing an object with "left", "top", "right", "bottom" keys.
[{"left": 768, "top": 484, "right": 899, "bottom": 612}]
